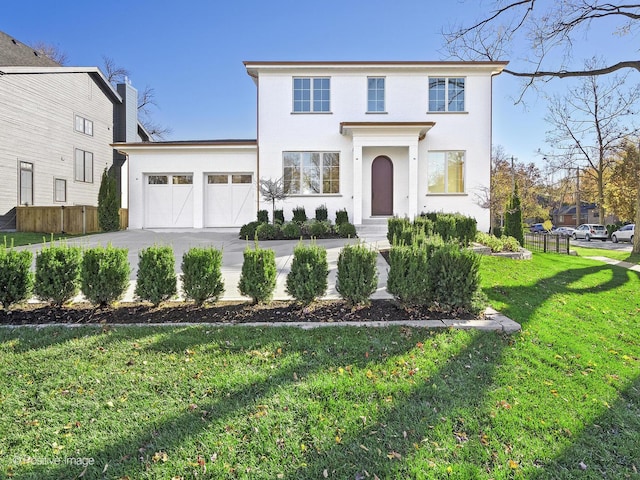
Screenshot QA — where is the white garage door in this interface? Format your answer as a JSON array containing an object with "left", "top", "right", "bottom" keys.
[
  {"left": 205, "top": 173, "right": 254, "bottom": 227},
  {"left": 145, "top": 174, "right": 194, "bottom": 228}
]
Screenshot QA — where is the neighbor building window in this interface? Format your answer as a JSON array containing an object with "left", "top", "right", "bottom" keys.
[
  {"left": 428, "top": 77, "right": 465, "bottom": 112},
  {"left": 74, "top": 115, "right": 93, "bottom": 135},
  {"left": 283, "top": 152, "right": 340, "bottom": 194},
  {"left": 54, "top": 178, "right": 66, "bottom": 202},
  {"left": 19, "top": 161, "right": 33, "bottom": 205},
  {"left": 74, "top": 149, "right": 93, "bottom": 183},
  {"left": 367, "top": 77, "right": 385, "bottom": 112},
  {"left": 293, "top": 77, "right": 330, "bottom": 112},
  {"left": 427, "top": 151, "right": 465, "bottom": 193}
]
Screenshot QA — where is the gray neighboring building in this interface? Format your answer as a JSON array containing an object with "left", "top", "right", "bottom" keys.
[{"left": 0, "top": 30, "right": 147, "bottom": 230}]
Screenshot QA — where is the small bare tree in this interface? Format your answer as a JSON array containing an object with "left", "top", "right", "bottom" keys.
[{"left": 259, "top": 177, "right": 288, "bottom": 224}]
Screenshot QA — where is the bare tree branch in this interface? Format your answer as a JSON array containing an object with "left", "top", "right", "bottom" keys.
[
  {"left": 30, "top": 41, "right": 68, "bottom": 65},
  {"left": 101, "top": 55, "right": 130, "bottom": 85}
]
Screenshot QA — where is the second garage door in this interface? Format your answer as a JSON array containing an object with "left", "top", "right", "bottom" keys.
[{"left": 205, "top": 173, "right": 255, "bottom": 227}]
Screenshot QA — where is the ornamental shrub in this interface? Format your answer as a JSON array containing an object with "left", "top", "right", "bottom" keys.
[
  {"left": 34, "top": 243, "right": 82, "bottom": 306},
  {"left": 256, "top": 222, "right": 280, "bottom": 240},
  {"left": 274, "top": 209, "right": 285, "bottom": 225},
  {"left": 434, "top": 214, "right": 457, "bottom": 242},
  {"left": 336, "top": 243, "right": 378, "bottom": 306},
  {"left": 337, "top": 222, "right": 357, "bottom": 238},
  {"left": 315, "top": 205, "right": 328, "bottom": 221},
  {"left": 257, "top": 209, "right": 269, "bottom": 223},
  {"left": 81, "top": 245, "right": 130, "bottom": 306},
  {"left": 504, "top": 183, "right": 524, "bottom": 245},
  {"left": 453, "top": 214, "right": 477, "bottom": 247},
  {"left": 292, "top": 206, "right": 307, "bottom": 223},
  {"left": 285, "top": 242, "right": 328, "bottom": 304},
  {"left": 239, "top": 221, "right": 262, "bottom": 240},
  {"left": 307, "top": 220, "right": 329, "bottom": 238},
  {"left": 281, "top": 221, "right": 301, "bottom": 239},
  {"left": 0, "top": 247, "right": 33, "bottom": 309},
  {"left": 181, "top": 247, "right": 224, "bottom": 305},
  {"left": 501, "top": 236, "right": 521, "bottom": 252},
  {"left": 97, "top": 168, "right": 120, "bottom": 232},
  {"left": 335, "top": 209, "right": 349, "bottom": 226},
  {"left": 387, "top": 217, "right": 411, "bottom": 244},
  {"left": 475, "top": 232, "right": 503, "bottom": 253},
  {"left": 238, "top": 242, "right": 277, "bottom": 304},
  {"left": 427, "top": 242, "right": 484, "bottom": 314},
  {"left": 135, "top": 245, "right": 177, "bottom": 306}
]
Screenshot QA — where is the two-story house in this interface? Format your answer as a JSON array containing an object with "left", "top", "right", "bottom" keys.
[
  {"left": 0, "top": 30, "right": 145, "bottom": 230},
  {"left": 118, "top": 60, "right": 507, "bottom": 232}
]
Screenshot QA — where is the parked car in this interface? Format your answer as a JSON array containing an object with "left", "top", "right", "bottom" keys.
[
  {"left": 611, "top": 224, "right": 635, "bottom": 243},
  {"left": 572, "top": 224, "right": 608, "bottom": 241},
  {"left": 529, "top": 223, "right": 551, "bottom": 233},
  {"left": 551, "top": 226, "right": 575, "bottom": 237}
]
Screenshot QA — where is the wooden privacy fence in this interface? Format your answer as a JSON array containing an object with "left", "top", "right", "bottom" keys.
[{"left": 16, "top": 206, "right": 128, "bottom": 234}]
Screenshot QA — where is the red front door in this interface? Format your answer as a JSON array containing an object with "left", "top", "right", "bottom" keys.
[{"left": 371, "top": 156, "right": 393, "bottom": 216}]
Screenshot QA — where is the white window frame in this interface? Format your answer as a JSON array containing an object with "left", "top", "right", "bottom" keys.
[
  {"left": 74, "top": 149, "right": 94, "bottom": 183},
  {"left": 74, "top": 114, "right": 93, "bottom": 136},
  {"left": 367, "top": 77, "right": 385, "bottom": 113},
  {"left": 283, "top": 151, "right": 340, "bottom": 195},
  {"left": 427, "top": 151, "right": 466, "bottom": 194},
  {"left": 19, "top": 161, "right": 33, "bottom": 206},
  {"left": 292, "top": 77, "right": 331, "bottom": 113},
  {"left": 428, "top": 77, "right": 466, "bottom": 112},
  {"left": 54, "top": 178, "right": 66, "bottom": 202}
]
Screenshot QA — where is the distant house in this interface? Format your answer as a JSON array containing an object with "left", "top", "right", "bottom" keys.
[
  {"left": 552, "top": 203, "right": 618, "bottom": 227},
  {"left": 0, "top": 30, "right": 146, "bottom": 230},
  {"left": 116, "top": 60, "right": 507, "bottom": 231}
]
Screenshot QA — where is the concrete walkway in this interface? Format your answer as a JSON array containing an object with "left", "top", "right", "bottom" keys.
[
  {"left": 12, "top": 225, "right": 522, "bottom": 332},
  {"left": 585, "top": 256, "right": 640, "bottom": 273}
]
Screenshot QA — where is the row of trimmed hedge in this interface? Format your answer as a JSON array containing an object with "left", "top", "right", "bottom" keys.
[
  {"left": 0, "top": 244, "right": 224, "bottom": 309},
  {"left": 240, "top": 220, "right": 357, "bottom": 241},
  {"left": 388, "top": 213, "right": 477, "bottom": 247},
  {"left": 260, "top": 206, "right": 350, "bottom": 226}
]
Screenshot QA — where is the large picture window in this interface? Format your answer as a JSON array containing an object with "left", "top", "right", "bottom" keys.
[
  {"left": 293, "top": 77, "right": 330, "bottom": 112},
  {"left": 283, "top": 152, "right": 339, "bottom": 194},
  {"left": 427, "top": 151, "right": 465, "bottom": 193},
  {"left": 367, "top": 77, "right": 385, "bottom": 112},
  {"left": 74, "top": 149, "right": 93, "bottom": 183},
  {"left": 428, "top": 77, "right": 465, "bottom": 112}
]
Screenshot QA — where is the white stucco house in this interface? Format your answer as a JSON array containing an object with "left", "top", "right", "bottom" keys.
[{"left": 116, "top": 60, "right": 507, "bottom": 232}]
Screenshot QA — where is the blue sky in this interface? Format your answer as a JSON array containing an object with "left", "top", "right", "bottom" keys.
[{"left": 3, "top": 0, "right": 637, "bottom": 168}]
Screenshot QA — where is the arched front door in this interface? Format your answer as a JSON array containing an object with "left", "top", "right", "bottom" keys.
[{"left": 371, "top": 156, "right": 393, "bottom": 216}]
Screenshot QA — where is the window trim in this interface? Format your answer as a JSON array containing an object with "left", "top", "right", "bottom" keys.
[
  {"left": 282, "top": 151, "right": 340, "bottom": 195},
  {"left": 74, "top": 114, "right": 93, "bottom": 136},
  {"left": 74, "top": 149, "right": 94, "bottom": 183},
  {"left": 54, "top": 178, "right": 67, "bottom": 203},
  {"left": 428, "top": 77, "right": 466, "bottom": 113},
  {"left": 367, "top": 76, "right": 386, "bottom": 113},
  {"left": 292, "top": 77, "right": 331, "bottom": 113},
  {"left": 426, "top": 150, "right": 466, "bottom": 195}
]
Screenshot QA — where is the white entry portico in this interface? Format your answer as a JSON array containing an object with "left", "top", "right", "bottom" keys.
[{"left": 340, "top": 122, "right": 435, "bottom": 225}]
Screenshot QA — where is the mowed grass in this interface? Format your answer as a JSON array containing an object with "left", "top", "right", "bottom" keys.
[
  {"left": 571, "top": 245, "right": 640, "bottom": 265},
  {"left": 2, "top": 232, "right": 84, "bottom": 247},
  {"left": 1, "top": 253, "right": 639, "bottom": 479}
]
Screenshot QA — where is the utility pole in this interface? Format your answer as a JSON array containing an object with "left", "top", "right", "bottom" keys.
[{"left": 575, "top": 167, "right": 580, "bottom": 228}]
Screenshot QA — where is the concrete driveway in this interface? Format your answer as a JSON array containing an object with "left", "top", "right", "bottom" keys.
[
  {"left": 570, "top": 237, "right": 633, "bottom": 252},
  {"left": 18, "top": 226, "right": 392, "bottom": 302}
]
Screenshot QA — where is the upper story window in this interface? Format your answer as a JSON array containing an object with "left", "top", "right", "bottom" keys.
[
  {"left": 293, "top": 77, "right": 330, "bottom": 112},
  {"left": 75, "top": 115, "right": 93, "bottom": 136},
  {"left": 428, "top": 77, "right": 465, "bottom": 112},
  {"left": 74, "top": 149, "right": 93, "bottom": 183},
  {"left": 283, "top": 152, "right": 339, "bottom": 194},
  {"left": 427, "top": 151, "right": 465, "bottom": 193},
  {"left": 367, "top": 77, "right": 385, "bottom": 112}
]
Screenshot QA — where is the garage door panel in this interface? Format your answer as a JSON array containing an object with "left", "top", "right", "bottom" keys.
[
  {"left": 144, "top": 174, "right": 194, "bottom": 228},
  {"left": 205, "top": 173, "right": 254, "bottom": 227},
  {"left": 172, "top": 185, "right": 194, "bottom": 228}
]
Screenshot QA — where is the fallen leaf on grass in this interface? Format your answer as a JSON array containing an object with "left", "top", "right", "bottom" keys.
[{"left": 152, "top": 451, "right": 168, "bottom": 463}]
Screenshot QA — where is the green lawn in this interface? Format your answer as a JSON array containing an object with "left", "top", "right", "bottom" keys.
[
  {"left": 1, "top": 232, "right": 84, "bottom": 247},
  {"left": 571, "top": 245, "right": 640, "bottom": 265},
  {"left": 1, "top": 253, "right": 639, "bottom": 479}
]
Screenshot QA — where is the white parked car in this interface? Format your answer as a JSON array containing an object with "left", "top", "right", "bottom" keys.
[
  {"left": 611, "top": 224, "right": 635, "bottom": 243},
  {"left": 551, "top": 226, "right": 575, "bottom": 237},
  {"left": 572, "top": 224, "right": 608, "bottom": 241}
]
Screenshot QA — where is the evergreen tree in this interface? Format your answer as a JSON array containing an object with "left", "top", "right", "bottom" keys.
[
  {"left": 504, "top": 182, "right": 524, "bottom": 245},
  {"left": 98, "top": 168, "right": 120, "bottom": 231}
]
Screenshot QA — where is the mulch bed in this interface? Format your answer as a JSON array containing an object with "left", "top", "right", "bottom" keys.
[{"left": 0, "top": 300, "right": 479, "bottom": 326}]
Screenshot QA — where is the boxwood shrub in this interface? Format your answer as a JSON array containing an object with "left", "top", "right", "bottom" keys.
[
  {"left": 181, "top": 247, "right": 224, "bottom": 305},
  {"left": 238, "top": 242, "right": 277, "bottom": 304},
  {"left": 257, "top": 209, "right": 269, "bottom": 223},
  {"left": 336, "top": 243, "right": 378, "bottom": 306},
  {"left": 281, "top": 221, "right": 301, "bottom": 239},
  {"left": 337, "top": 222, "right": 357, "bottom": 238},
  {"left": 34, "top": 244, "right": 82, "bottom": 306},
  {"left": 335, "top": 209, "right": 349, "bottom": 226},
  {"left": 81, "top": 245, "right": 130, "bottom": 306},
  {"left": 285, "top": 242, "right": 328, "bottom": 304},
  {"left": 0, "top": 247, "right": 33, "bottom": 309},
  {"left": 315, "top": 205, "right": 328, "bottom": 221},
  {"left": 135, "top": 245, "right": 177, "bottom": 306},
  {"left": 239, "top": 221, "right": 262, "bottom": 240},
  {"left": 274, "top": 209, "right": 285, "bottom": 225},
  {"left": 256, "top": 222, "right": 280, "bottom": 240},
  {"left": 292, "top": 206, "right": 307, "bottom": 224}
]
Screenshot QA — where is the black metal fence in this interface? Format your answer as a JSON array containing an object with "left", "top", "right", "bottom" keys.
[{"left": 523, "top": 233, "right": 571, "bottom": 254}]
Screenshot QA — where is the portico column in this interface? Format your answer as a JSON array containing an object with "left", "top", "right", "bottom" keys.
[
  {"left": 353, "top": 142, "right": 363, "bottom": 224},
  {"left": 408, "top": 141, "right": 419, "bottom": 219}
]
